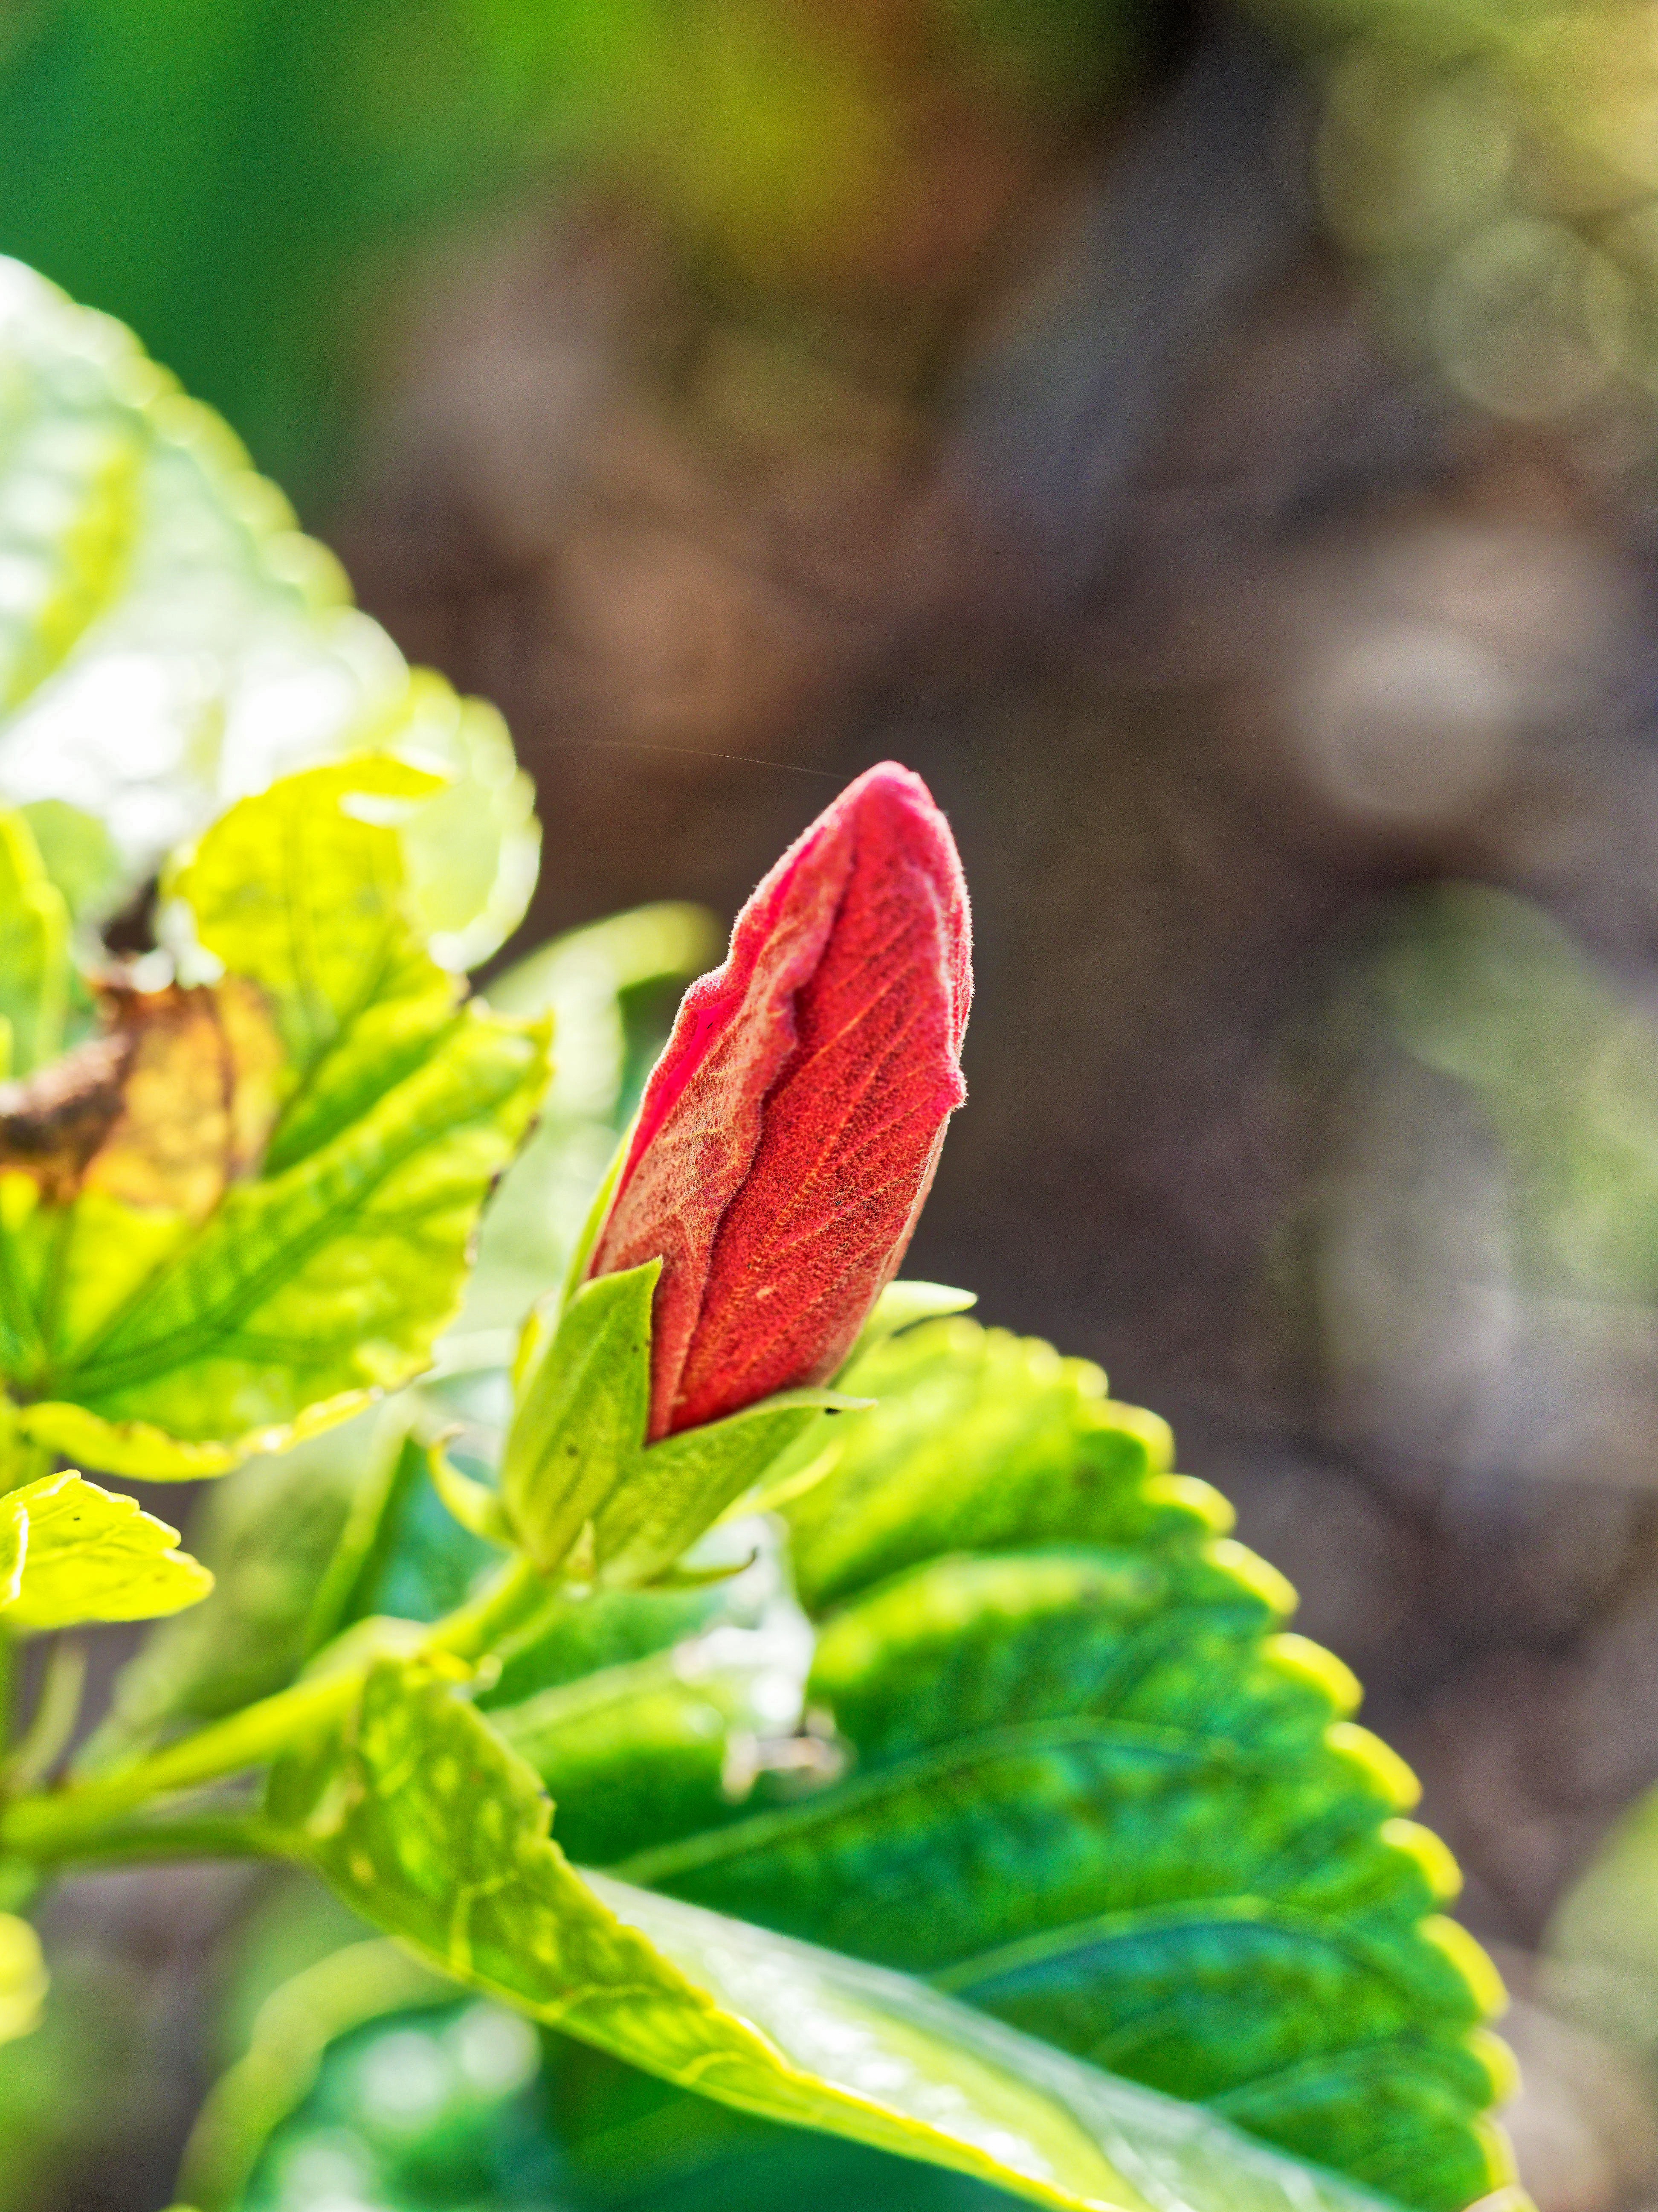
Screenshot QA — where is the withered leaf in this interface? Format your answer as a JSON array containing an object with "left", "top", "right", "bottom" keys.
[{"left": 0, "top": 978, "right": 284, "bottom": 1219}]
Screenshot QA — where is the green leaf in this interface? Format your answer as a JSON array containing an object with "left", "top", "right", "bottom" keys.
[
  {"left": 785, "top": 1318, "right": 1213, "bottom": 1614},
  {"left": 0, "top": 759, "right": 551, "bottom": 1478},
  {"left": 165, "top": 754, "right": 452, "bottom": 1108},
  {"left": 175, "top": 1939, "right": 456, "bottom": 2212},
  {"left": 501, "top": 1264, "right": 658, "bottom": 1574},
  {"left": 581, "top": 1320, "right": 1516, "bottom": 2212},
  {"left": 12, "top": 1001, "right": 547, "bottom": 1472},
  {"left": 0, "top": 804, "right": 67, "bottom": 1079},
  {"left": 0, "top": 259, "right": 536, "bottom": 965},
  {"left": 17, "top": 801, "right": 122, "bottom": 928},
  {"left": 269, "top": 1658, "right": 1404, "bottom": 2212},
  {"left": 0, "top": 1471, "right": 211, "bottom": 1633},
  {"left": 481, "top": 1540, "right": 782, "bottom": 1713},
  {"left": 81, "top": 1407, "right": 410, "bottom": 1765},
  {"left": 0, "top": 1912, "right": 44, "bottom": 2045},
  {"left": 490, "top": 1561, "right": 815, "bottom": 1867}
]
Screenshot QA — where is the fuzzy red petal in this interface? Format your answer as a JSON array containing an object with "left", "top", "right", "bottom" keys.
[{"left": 588, "top": 761, "right": 970, "bottom": 1438}]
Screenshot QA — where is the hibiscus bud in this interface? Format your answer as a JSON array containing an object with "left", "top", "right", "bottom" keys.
[{"left": 588, "top": 761, "right": 971, "bottom": 1439}]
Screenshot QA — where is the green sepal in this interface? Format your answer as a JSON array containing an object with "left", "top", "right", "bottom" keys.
[
  {"left": 0, "top": 1471, "right": 212, "bottom": 1633},
  {"left": 501, "top": 1258, "right": 841, "bottom": 1584},
  {"left": 426, "top": 1435, "right": 514, "bottom": 1548},
  {"left": 501, "top": 1262, "right": 658, "bottom": 1574},
  {"left": 842, "top": 1279, "right": 978, "bottom": 1367},
  {"left": 596, "top": 1393, "right": 843, "bottom": 1588}
]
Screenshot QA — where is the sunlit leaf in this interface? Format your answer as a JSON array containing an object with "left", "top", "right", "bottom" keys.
[
  {"left": 0, "top": 976, "right": 283, "bottom": 1221},
  {"left": 270, "top": 1658, "right": 1403, "bottom": 2212},
  {"left": 0, "top": 1913, "right": 44, "bottom": 2045},
  {"left": 0, "top": 1471, "right": 210, "bottom": 1633},
  {"left": 0, "top": 805, "right": 67, "bottom": 1081},
  {"left": 0, "top": 258, "right": 536, "bottom": 965},
  {"left": 0, "top": 758, "right": 551, "bottom": 1478},
  {"left": 507, "top": 1320, "right": 1516, "bottom": 2212},
  {"left": 166, "top": 756, "right": 450, "bottom": 1093}
]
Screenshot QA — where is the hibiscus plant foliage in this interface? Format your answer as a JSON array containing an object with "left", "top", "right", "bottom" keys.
[{"left": 0, "top": 262, "right": 1525, "bottom": 2212}]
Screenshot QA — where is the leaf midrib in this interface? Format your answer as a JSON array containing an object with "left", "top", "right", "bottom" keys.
[{"left": 610, "top": 1710, "right": 1331, "bottom": 1890}]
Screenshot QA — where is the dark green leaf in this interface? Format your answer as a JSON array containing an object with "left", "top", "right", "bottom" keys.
[
  {"left": 268, "top": 1656, "right": 1408, "bottom": 2212},
  {"left": 576, "top": 1320, "right": 1518, "bottom": 2212}
]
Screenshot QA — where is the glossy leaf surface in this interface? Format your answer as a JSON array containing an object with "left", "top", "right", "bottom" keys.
[
  {"left": 533, "top": 1320, "right": 1515, "bottom": 2212},
  {"left": 268, "top": 1657, "right": 1401, "bottom": 2212}
]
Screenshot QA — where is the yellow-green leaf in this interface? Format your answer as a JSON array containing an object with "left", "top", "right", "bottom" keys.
[
  {"left": 0, "top": 1912, "right": 45, "bottom": 2044},
  {"left": 0, "top": 806, "right": 67, "bottom": 1080},
  {"left": 165, "top": 755, "right": 450, "bottom": 1097},
  {"left": 13, "top": 1003, "right": 548, "bottom": 1475},
  {"left": 0, "top": 759, "right": 552, "bottom": 1478},
  {"left": 0, "top": 1471, "right": 211, "bottom": 1632}
]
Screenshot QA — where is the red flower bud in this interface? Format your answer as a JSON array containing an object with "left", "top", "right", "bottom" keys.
[{"left": 589, "top": 761, "right": 971, "bottom": 1439}]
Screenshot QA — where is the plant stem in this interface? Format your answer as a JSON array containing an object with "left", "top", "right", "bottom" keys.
[
  {"left": 0, "top": 1553, "right": 549, "bottom": 1862},
  {"left": 18, "top": 1809, "right": 289, "bottom": 1867},
  {"left": 424, "top": 1550, "right": 547, "bottom": 1661},
  {"left": 3, "top": 1636, "right": 85, "bottom": 1792},
  {"left": 0, "top": 1666, "right": 359, "bottom": 1856}
]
